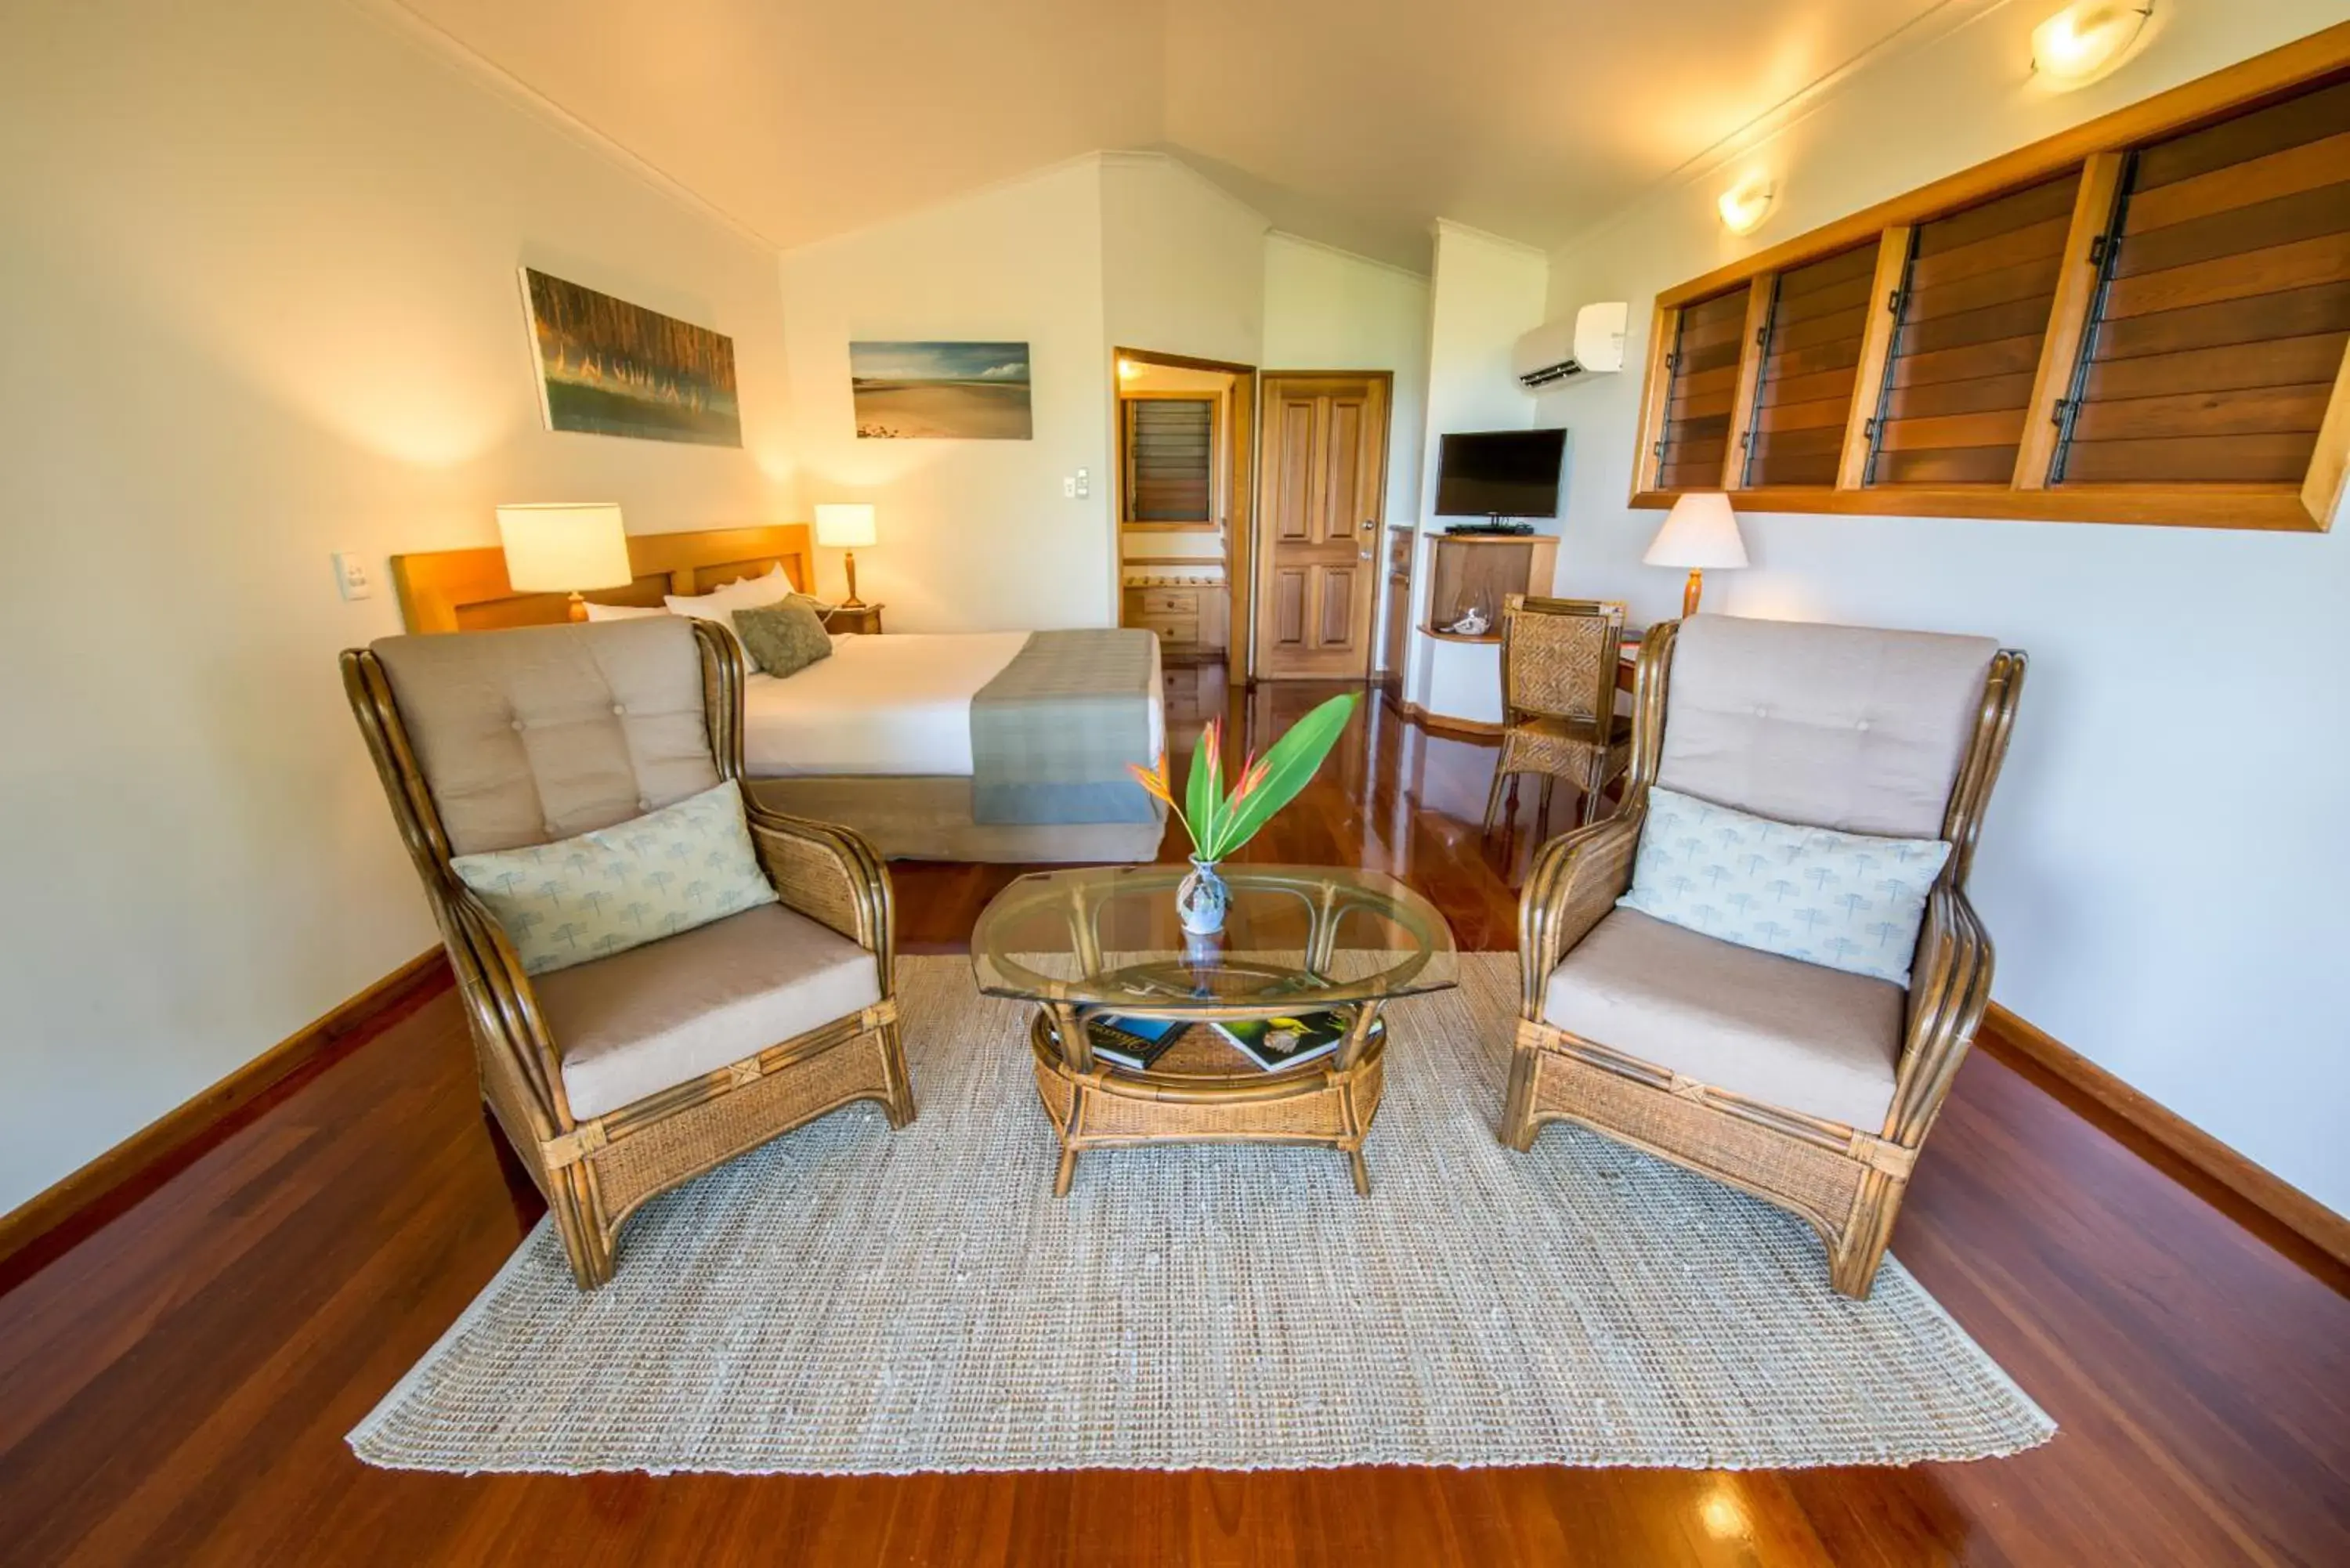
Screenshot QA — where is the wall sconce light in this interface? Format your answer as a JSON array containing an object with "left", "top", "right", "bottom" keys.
[
  {"left": 2032, "top": 2, "right": 2153, "bottom": 87},
  {"left": 1717, "top": 174, "right": 1776, "bottom": 237}
]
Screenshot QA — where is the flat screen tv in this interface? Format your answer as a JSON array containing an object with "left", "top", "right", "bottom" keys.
[{"left": 1434, "top": 428, "right": 1567, "bottom": 518}]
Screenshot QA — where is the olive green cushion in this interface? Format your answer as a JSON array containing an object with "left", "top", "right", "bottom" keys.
[{"left": 731, "top": 599, "right": 834, "bottom": 678}]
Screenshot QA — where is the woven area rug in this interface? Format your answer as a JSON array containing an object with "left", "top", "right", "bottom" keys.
[{"left": 352, "top": 953, "right": 2052, "bottom": 1475}]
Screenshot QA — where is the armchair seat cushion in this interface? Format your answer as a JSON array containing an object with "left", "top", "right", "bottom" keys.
[
  {"left": 1541, "top": 908, "right": 1904, "bottom": 1131},
  {"left": 535, "top": 903, "right": 883, "bottom": 1120}
]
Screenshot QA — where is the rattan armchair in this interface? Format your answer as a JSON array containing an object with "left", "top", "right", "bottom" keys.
[
  {"left": 343, "top": 616, "right": 913, "bottom": 1288},
  {"left": 1500, "top": 614, "right": 2024, "bottom": 1298},
  {"left": 1482, "top": 595, "right": 1633, "bottom": 836}
]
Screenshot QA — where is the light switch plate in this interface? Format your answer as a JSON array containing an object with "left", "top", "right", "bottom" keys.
[
  {"left": 1062, "top": 475, "right": 1076, "bottom": 498},
  {"left": 333, "top": 551, "right": 375, "bottom": 602},
  {"left": 1074, "top": 468, "right": 1090, "bottom": 498}
]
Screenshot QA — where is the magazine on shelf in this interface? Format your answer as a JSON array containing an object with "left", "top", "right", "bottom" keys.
[
  {"left": 1211, "top": 1011, "right": 1350, "bottom": 1073},
  {"left": 1086, "top": 1013, "right": 1186, "bottom": 1071}
]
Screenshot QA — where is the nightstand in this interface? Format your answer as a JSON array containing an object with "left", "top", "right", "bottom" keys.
[{"left": 825, "top": 603, "right": 884, "bottom": 635}]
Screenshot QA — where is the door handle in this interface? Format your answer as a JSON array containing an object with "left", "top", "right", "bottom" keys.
[
  {"left": 1358, "top": 547, "right": 1372, "bottom": 560},
  {"left": 1361, "top": 518, "right": 1377, "bottom": 531}
]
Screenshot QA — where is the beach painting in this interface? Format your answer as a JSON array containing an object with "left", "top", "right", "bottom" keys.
[
  {"left": 850, "top": 341, "right": 1032, "bottom": 439},
  {"left": 520, "top": 268, "right": 742, "bottom": 446}
]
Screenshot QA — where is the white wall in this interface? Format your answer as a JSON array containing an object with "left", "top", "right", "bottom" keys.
[
  {"left": 0, "top": 0, "right": 801, "bottom": 1213},
  {"left": 1102, "top": 154, "right": 1269, "bottom": 369},
  {"left": 1264, "top": 232, "right": 1434, "bottom": 540},
  {"left": 1535, "top": 2, "right": 2350, "bottom": 1215},
  {"left": 1408, "top": 222, "right": 1550, "bottom": 720},
  {"left": 779, "top": 160, "right": 1115, "bottom": 632}
]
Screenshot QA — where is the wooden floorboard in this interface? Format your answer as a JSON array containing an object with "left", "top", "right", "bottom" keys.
[{"left": 1, "top": 675, "right": 2344, "bottom": 1566}]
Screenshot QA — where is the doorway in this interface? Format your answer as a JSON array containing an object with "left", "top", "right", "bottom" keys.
[
  {"left": 1252, "top": 373, "right": 1391, "bottom": 681},
  {"left": 1112, "top": 348, "right": 1256, "bottom": 688}
]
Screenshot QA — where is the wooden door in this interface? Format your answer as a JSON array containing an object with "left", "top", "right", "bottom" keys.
[{"left": 1253, "top": 374, "right": 1389, "bottom": 679}]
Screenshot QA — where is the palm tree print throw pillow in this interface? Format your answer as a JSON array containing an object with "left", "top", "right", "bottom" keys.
[
  {"left": 450, "top": 780, "right": 778, "bottom": 975},
  {"left": 1616, "top": 787, "right": 1950, "bottom": 985}
]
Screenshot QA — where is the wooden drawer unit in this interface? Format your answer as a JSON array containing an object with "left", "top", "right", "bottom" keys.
[
  {"left": 1123, "top": 581, "right": 1229, "bottom": 663},
  {"left": 1136, "top": 587, "right": 1201, "bottom": 618}
]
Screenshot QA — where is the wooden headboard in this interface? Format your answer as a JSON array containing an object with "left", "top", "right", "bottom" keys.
[{"left": 390, "top": 523, "right": 814, "bottom": 634}]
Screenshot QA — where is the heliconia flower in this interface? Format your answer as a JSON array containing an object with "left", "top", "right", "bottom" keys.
[
  {"left": 1126, "top": 755, "right": 1174, "bottom": 806},
  {"left": 1199, "top": 719, "right": 1221, "bottom": 777},
  {"left": 1225, "top": 750, "right": 1262, "bottom": 804}
]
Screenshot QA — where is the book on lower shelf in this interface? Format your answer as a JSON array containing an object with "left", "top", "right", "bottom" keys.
[
  {"left": 1085, "top": 1014, "right": 1185, "bottom": 1071},
  {"left": 1210, "top": 1012, "right": 1351, "bottom": 1073}
]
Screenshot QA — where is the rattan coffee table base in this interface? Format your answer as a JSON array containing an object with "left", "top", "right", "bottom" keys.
[{"left": 1026, "top": 1010, "right": 1388, "bottom": 1197}]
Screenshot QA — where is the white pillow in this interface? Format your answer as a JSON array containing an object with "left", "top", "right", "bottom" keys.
[
  {"left": 582, "top": 601, "right": 669, "bottom": 623},
  {"left": 1616, "top": 786, "right": 1950, "bottom": 986},
  {"left": 663, "top": 564, "right": 794, "bottom": 625}
]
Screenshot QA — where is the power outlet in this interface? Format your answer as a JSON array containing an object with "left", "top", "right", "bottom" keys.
[
  {"left": 1062, "top": 475, "right": 1076, "bottom": 498},
  {"left": 333, "top": 551, "right": 375, "bottom": 602}
]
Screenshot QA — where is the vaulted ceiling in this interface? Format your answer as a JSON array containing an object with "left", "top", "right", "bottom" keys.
[{"left": 396, "top": 0, "right": 1954, "bottom": 270}]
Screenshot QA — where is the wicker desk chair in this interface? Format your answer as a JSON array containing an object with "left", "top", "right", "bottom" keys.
[
  {"left": 1501, "top": 614, "right": 2024, "bottom": 1298},
  {"left": 1481, "top": 594, "right": 1632, "bottom": 836},
  {"left": 343, "top": 615, "right": 913, "bottom": 1288}
]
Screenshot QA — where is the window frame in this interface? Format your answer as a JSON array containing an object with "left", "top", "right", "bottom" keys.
[{"left": 1627, "top": 25, "right": 2350, "bottom": 533}]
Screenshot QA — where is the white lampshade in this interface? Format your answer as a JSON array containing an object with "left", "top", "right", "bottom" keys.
[
  {"left": 1643, "top": 493, "right": 1748, "bottom": 570},
  {"left": 815, "top": 502, "right": 877, "bottom": 548},
  {"left": 496, "top": 503, "right": 631, "bottom": 592}
]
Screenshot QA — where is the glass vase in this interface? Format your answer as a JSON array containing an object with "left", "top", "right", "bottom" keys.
[{"left": 1174, "top": 856, "right": 1229, "bottom": 936}]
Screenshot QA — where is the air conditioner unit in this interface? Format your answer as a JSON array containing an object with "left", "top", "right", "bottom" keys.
[{"left": 1513, "top": 302, "right": 1629, "bottom": 390}]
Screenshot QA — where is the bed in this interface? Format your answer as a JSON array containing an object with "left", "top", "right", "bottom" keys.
[
  {"left": 743, "top": 629, "right": 1167, "bottom": 862},
  {"left": 388, "top": 526, "right": 1168, "bottom": 863}
]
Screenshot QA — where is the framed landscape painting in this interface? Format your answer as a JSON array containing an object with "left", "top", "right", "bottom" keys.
[
  {"left": 520, "top": 268, "right": 742, "bottom": 446},
  {"left": 850, "top": 341, "right": 1032, "bottom": 439}
]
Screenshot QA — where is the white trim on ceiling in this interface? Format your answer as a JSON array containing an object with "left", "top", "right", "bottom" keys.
[
  {"left": 774, "top": 150, "right": 1116, "bottom": 258},
  {"left": 1265, "top": 229, "right": 1433, "bottom": 284},
  {"left": 358, "top": 0, "right": 779, "bottom": 249},
  {"left": 1101, "top": 150, "right": 1274, "bottom": 233},
  {"left": 1429, "top": 217, "right": 1553, "bottom": 261}
]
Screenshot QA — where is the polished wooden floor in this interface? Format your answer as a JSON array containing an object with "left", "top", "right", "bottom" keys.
[{"left": 2, "top": 674, "right": 2345, "bottom": 1566}]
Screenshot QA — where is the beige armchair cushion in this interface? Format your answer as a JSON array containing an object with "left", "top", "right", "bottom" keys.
[
  {"left": 371, "top": 617, "right": 720, "bottom": 855},
  {"left": 534, "top": 903, "right": 883, "bottom": 1120},
  {"left": 1658, "top": 615, "right": 1998, "bottom": 840},
  {"left": 1541, "top": 909, "right": 1904, "bottom": 1130}
]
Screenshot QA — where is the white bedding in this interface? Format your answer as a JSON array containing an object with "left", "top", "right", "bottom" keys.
[{"left": 742, "top": 631, "right": 1165, "bottom": 778}]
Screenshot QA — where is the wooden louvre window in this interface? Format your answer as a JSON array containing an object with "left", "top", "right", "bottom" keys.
[
  {"left": 1625, "top": 27, "right": 2350, "bottom": 531},
  {"left": 2052, "top": 77, "right": 2350, "bottom": 486},
  {"left": 1743, "top": 245, "right": 1878, "bottom": 487},
  {"left": 1654, "top": 288, "right": 1749, "bottom": 489},
  {"left": 1123, "top": 396, "right": 1216, "bottom": 523},
  {"left": 1866, "top": 174, "right": 2084, "bottom": 486}
]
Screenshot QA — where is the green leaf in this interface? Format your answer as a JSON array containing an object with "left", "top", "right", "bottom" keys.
[
  {"left": 1184, "top": 718, "right": 1222, "bottom": 858},
  {"left": 1206, "top": 694, "right": 1356, "bottom": 858}
]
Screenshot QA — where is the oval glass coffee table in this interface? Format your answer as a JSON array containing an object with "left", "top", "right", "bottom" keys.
[{"left": 971, "top": 863, "right": 1457, "bottom": 1196}]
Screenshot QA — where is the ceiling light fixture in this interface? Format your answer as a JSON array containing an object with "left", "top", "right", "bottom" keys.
[
  {"left": 2032, "top": 2, "right": 2153, "bottom": 86},
  {"left": 1717, "top": 174, "right": 1776, "bottom": 237}
]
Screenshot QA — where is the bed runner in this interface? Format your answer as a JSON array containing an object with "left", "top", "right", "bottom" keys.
[{"left": 971, "top": 629, "right": 1159, "bottom": 825}]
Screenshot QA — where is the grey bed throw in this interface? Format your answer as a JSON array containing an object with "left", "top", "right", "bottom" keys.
[{"left": 971, "top": 629, "right": 1161, "bottom": 825}]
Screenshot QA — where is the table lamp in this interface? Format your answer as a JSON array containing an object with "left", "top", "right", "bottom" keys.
[
  {"left": 1643, "top": 492, "right": 1748, "bottom": 618},
  {"left": 496, "top": 503, "right": 631, "bottom": 621},
  {"left": 815, "top": 503, "right": 877, "bottom": 609}
]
